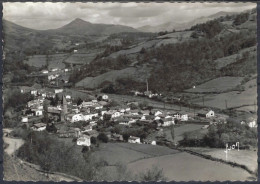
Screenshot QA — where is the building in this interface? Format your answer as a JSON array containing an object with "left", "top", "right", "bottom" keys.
[
  {"left": 162, "top": 117, "right": 175, "bottom": 127},
  {"left": 77, "top": 135, "right": 91, "bottom": 146},
  {"left": 21, "top": 116, "right": 28, "bottom": 123},
  {"left": 32, "top": 123, "right": 46, "bottom": 131},
  {"left": 128, "top": 136, "right": 141, "bottom": 144},
  {"left": 198, "top": 110, "right": 215, "bottom": 118},
  {"left": 66, "top": 113, "right": 83, "bottom": 123}
]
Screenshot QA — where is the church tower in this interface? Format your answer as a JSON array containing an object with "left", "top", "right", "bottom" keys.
[{"left": 61, "top": 95, "right": 68, "bottom": 121}]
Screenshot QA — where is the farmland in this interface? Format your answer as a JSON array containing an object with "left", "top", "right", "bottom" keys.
[
  {"left": 185, "top": 76, "right": 243, "bottom": 93},
  {"left": 24, "top": 53, "right": 68, "bottom": 69},
  {"left": 127, "top": 152, "right": 253, "bottom": 181}
]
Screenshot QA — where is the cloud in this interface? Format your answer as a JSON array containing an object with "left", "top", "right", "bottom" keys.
[{"left": 3, "top": 2, "right": 256, "bottom": 30}]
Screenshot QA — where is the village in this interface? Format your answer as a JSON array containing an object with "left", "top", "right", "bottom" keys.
[{"left": 18, "top": 77, "right": 257, "bottom": 149}]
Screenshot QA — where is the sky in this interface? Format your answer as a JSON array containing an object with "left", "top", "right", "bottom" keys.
[{"left": 3, "top": 2, "right": 256, "bottom": 30}]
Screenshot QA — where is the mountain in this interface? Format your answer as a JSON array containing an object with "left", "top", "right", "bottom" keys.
[
  {"left": 46, "top": 18, "right": 140, "bottom": 35},
  {"left": 138, "top": 11, "right": 238, "bottom": 33}
]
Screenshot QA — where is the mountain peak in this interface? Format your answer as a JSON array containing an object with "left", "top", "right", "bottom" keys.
[{"left": 70, "top": 18, "right": 91, "bottom": 25}]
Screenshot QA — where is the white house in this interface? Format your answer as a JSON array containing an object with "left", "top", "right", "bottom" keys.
[
  {"left": 54, "top": 89, "right": 63, "bottom": 94},
  {"left": 77, "top": 135, "right": 91, "bottom": 146},
  {"left": 206, "top": 110, "right": 215, "bottom": 118},
  {"left": 181, "top": 114, "right": 188, "bottom": 121},
  {"left": 67, "top": 113, "right": 83, "bottom": 123},
  {"left": 74, "top": 50, "right": 78, "bottom": 53},
  {"left": 162, "top": 117, "right": 175, "bottom": 127},
  {"left": 151, "top": 140, "right": 157, "bottom": 145},
  {"left": 41, "top": 70, "right": 49, "bottom": 74},
  {"left": 66, "top": 95, "right": 71, "bottom": 99},
  {"left": 31, "top": 90, "right": 38, "bottom": 96},
  {"left": 248, "top": 120, "right": 257, "bottom": 128},
  {"left": 32, "top": 123, "right": 46, "bottom": 131},
  {"left": 21, "top": 116, "right": 28, "bottom": 123},
  {"left": 128, "top": 136, "right": 141, "bottom": 144},
  {"left": 32, "top": 109, "right": 43, "bottom": 116},
  {"left": 102, "top": 94, "right": 109, "bottom": 100},
  {"left": 83, "top": 113, "right": 99, "bottom": 121},
  {"left": 155, "top": 110, "right": 163, "bottom": 117}
]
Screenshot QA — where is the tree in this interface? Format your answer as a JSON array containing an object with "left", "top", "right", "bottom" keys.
[
  {"left": 77, "top": 98, "right": 83, "bottom": 106},
  {"left": 91, "top": 137, "right": 97, "bottom": 144},
  {"left": 97, "top": 133, "right": 109, "bottom": 143},
  {"left": 123, "top": 133, "right": 130, "bottom": 142},
  {"left": 42, "top": 99, "right": 50, "bottom": 123}
]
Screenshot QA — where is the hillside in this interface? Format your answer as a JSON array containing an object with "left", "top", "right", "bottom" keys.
[
  {"left": 137, "top": 11, "right": 238, "bottom": 32},
  {"left": 74, "top": 9, "right": 256, "bottom": 95}
]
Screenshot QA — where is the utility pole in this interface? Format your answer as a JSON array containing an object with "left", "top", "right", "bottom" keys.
[
  {"left": 194, "top": 108, "right": 195, "bottom": 118},
  {"left": 225, "top": 100, "right": 228, "bottom": 109},
  {"left": 202, "top": 96, "right": 205, "bottom": 106},
  {"left": 146, "top": 79, "right": 149, "bottom": 92},
  {"left": 254, "top": 101, "right": 256, "bottom": 112}
]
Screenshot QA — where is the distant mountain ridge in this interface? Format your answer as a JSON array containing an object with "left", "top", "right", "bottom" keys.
[{"left": 138, "top": 11, "right": 238, "bottom": 32}]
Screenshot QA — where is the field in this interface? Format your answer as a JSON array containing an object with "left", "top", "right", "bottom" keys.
[
  {"left": 94, "top": 143, "right": 255, "bottom": 181},
  {"left": 185, "top": 76, "right": 243, "bottom": 93},
  {"left": 95, "top": 143, "right": 178, "bottom": 165},
  {"left": 76, "top": 66, "right": 152, "bottom": 89},
  {"left": 64, "top": 52, "right": 99, "bottom": 65},
  {"left": 184, "top": 147, "right": 258, "bottom": 173},
  {"left": 24, "top": 54, "right": 68, "bottom": 69},
  {"left": 127, "top": 152, "right": 253, "bottom": 181}
]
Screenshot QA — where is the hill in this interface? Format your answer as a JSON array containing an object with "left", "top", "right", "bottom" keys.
[
  {"left": 45, "top": 18, "right": 140, "bottom": 36},
  {"left": 137, "top": 11, "right": 238, "bottom": 32},
  {"left": 74, "top": 9, "right": 256, "bottom": 95}
]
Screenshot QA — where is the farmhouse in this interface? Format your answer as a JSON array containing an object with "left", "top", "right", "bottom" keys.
[
  {"left": 128, "top": 136, "right": 141, "bottom": 144},
  {"left": 77, "top": 135, "right": 91, "bottom": 146},
  {"left": 31, "top": 109, "right": 43, "bottom": 116},
  {"left": 21, "top": 116, "right": 28, "bottom": 123}
]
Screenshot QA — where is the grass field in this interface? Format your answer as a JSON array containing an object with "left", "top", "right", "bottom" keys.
[
  {"left": 184, "top": 147, "right": 257, "bottom": 173},
  {"left": 185, "top": 76, "right": 243, "bottom": 93},
  {"left": 190, "top": 85, "right": 256, "bottom": 110},
  {"left": 64, "top": 53, "right": 97, "bottom": 65},
  {"left": 95, "top": 143, "right": 179, "bottom": 165},
  {"left": 127, "top": 152, "right": 253, "bottom": 181},
  {"left": 24, "top": 54, "right": 68, "bottom": 69}
]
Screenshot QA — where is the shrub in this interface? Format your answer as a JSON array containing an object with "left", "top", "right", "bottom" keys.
[{"left": 97, "top": 133, "right": 109, "bottom": 143}]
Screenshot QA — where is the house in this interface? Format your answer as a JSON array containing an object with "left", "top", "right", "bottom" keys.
[
  {"left": 248, "top": 120, "right": 257, "bottom": 128},
  {"left": 102, "top": 94, "right": 109, "bottom": 101},
  {"left": 162, "top": 117, "right": 175, "bottom": 126},
  {"left": 31, "top": 90, "right": 38, "bottom": 96},
  {"left": 82, "top": 113, "right": 98, "bottom": 121},
  {"left": 21, "top": 116, "right": 28, "bottom": 123},
  {"left": 154, "top": 110, "right": 163, "bottom": 117},
  {"left": 181, "top": 114, "right": 188, "bottom": 121},
  {"left": 129, "top": 109, "right": 139, "bottom": 116},
  {"left": 141, "top": 110, "right": 150, "bottom": 116},
  {"left": 74, "top": 50, "right": 78, "bottom": 53},
  {"left": 20, "top": 86, "right": 33, "bottom": 94},
  {"left": 198, "top": 110, "right": 215, "bottom": 118},
  {"left": 32, "top": 123, "right": 46, "bottom": 131},
  {"left": 77, "top": 135, "right": 91, "bottom": 146},
  {"left": 66, "top": 113, "right": 83, "bottom": 123},
  {"left": 31, "top": 109, "right": 43, "bottom": 116},
  {"left": 54, "top": 89, "right": 63, "bottom": 94},
  {"left": 41, "top": 70, "right": 49, "bottom": 74},
  {"left": 128, "top": 136, "right": 141, "bottom": 144},
  {"left": 98, "top": 101, "right": 108, "bottom": 106}
]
